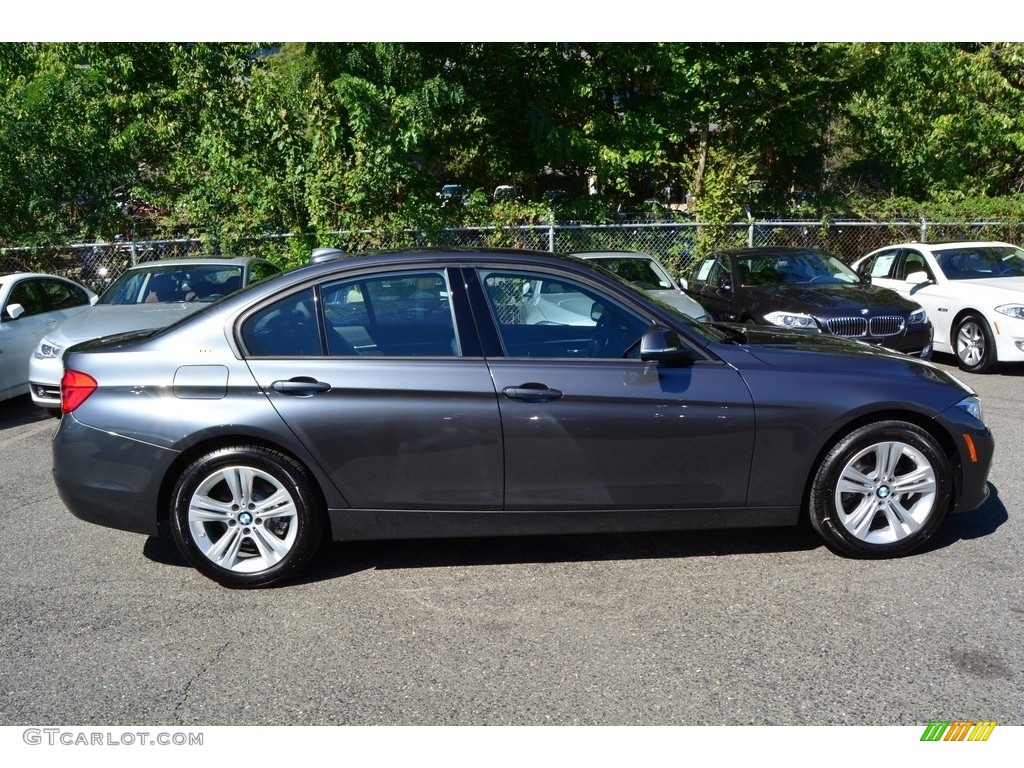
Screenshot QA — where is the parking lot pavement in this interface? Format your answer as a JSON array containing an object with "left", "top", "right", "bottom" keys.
[{"left": 1, "top": 357, "right": 1022, "bottom": 726}]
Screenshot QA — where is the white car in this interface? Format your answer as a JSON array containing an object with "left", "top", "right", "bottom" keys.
[
  {"left": 29, "top": 256, "right": 281, "bottom": 411},
  {"left": 573, "top": 251, "right": 709, "bottom": 321},
  {"left": 853, "top": 241, "right": 1024, "bottom": 372},
  {"left": 0, "top": 272, "right": 96, "bottom": 402},
  {"left": 520, "top": 251, "right": 709, "bottom": 328}
]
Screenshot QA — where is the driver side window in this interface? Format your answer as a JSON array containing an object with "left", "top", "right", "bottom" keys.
[
  {"left": 479, "top": 269, "right": 649, "bottom": 360},
  {"left": 898, "top": 250, "right": 933, "bottom": 281}
]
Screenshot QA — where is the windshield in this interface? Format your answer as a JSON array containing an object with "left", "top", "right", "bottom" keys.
[
  {"left": 934, "top": 246, "right": 1024, "bottom": 280},
  {"left": 98, "top": 265, "right": 244, "bottom": 305},
  {"left": 736, "top": 251, "right": 861, "bottom": 286}
]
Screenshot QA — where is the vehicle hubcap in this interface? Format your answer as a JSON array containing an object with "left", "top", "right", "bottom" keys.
[
  {"left": 957, "top": 322, "right": 984, "bottom": 366},
  {"left": 834, "top": 440, "right": 937, "bottom": 544},
  {"left": 187, "top": 466, "right": 298, "bottom": 573}
]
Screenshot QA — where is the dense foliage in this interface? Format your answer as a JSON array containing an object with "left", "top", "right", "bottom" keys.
[{"left": 3, "top": 42, "right": 1024, "bottom": 254}]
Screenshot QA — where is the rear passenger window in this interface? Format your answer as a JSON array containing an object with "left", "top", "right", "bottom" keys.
[
  {"left": 321, "top": 270, "right": 459, "bottom": 357},
  {"left": 241, "top": 271, "right": 460, "bottom": 358}
]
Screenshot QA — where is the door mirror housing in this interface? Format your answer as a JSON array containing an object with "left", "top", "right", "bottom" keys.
[
  {"left": 639, "top": 324, "right": 698, "bottom": 364},
  {"left": 906, "top": 270, "right": 931, "bottom": 286}
]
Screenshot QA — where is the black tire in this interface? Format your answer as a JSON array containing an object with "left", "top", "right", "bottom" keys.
[
  {"left": 170, "top": 445, "right": 325, "bottom": 588},
  {"left": 954, "top": 313, "right": 997, "bottom": 373},
  {"left": 809, "top": 421, "right": 953, "bottom": 558}
]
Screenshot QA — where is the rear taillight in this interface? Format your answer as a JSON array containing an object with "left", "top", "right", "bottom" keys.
[{"left": 61, "top": 370, "right": 98, "bottom": 414}]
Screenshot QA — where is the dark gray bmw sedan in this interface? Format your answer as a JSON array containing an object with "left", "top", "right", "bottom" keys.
[{"left": 52, "top": 249, "right": 994, "bottom": 588}]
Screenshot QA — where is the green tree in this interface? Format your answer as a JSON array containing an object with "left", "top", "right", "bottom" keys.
[{"left": 836, "top": 42, "right": 1024, "bottom": 200}]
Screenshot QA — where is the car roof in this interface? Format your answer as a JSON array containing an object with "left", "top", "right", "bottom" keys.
[
  {"left": 261, "top": 249, "right": 607, "bottom": 292},
  {"left": 571, "top": 250, "right": 659, "bottom": 261},
  {"left": 875, "top": 241, "right": 1019, "bottom": 252},
  {"left": 2, "top": 271, "right": 80, "bottom": 280},
  {"left": 125, "top": 256, "right": 268, "bottom": 271},
  {"left": 712, "top": 247, "right": 831, "bottom": 258}
]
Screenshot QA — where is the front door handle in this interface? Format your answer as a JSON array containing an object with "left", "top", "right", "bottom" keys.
[{"left": 502, "top": 384, "right": 563, "bottom": 402}]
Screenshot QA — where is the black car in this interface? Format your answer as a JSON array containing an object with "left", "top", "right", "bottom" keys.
[
  {"left": 52, "top": 249, "right": 991, "bottom": 588},
  {"left": 684, "top": 247, "right": 933, "bottom": 356}
]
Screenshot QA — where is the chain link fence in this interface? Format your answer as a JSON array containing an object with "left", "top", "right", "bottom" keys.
[{"left": 3, "top": 218, "right": 1022, "bottom": 292}]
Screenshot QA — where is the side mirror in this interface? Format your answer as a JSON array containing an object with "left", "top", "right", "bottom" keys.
[
  {"left": 859, "top": 273, "right": 872, "bottom": 287},
  {"left": 639, "top": 324, "right": 697, "bottom": 364},
  {"left": 5, "top": 302, "right": 25, "bottom": 320},
  {"left": 591, "top": 302, "right": 605, "bottom": 322},
  {"left": 906, "top": 270, "right": 931, "bottom": 286}
]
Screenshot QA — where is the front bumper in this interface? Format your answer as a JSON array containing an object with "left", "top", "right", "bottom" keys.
[
  {"left": 30, "top": 380, "right": 61, "bottom": 408},
  {"left": 858, "top": 324, "right": 933, "bottom": 358},
  {"left": 28, "top": 354, "right": 62, "bottom": 408},
  {"left": 938, "top": 403, "right": 995, "bottom": 514}
]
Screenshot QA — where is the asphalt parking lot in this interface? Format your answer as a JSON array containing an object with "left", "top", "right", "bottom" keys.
[{"left": 1, "top": 353, "right": 1021, "bottom": 726}]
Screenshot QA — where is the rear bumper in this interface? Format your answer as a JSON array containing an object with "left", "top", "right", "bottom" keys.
[{"left": 52, "top": 413, "right": 174, "bottom": 536}]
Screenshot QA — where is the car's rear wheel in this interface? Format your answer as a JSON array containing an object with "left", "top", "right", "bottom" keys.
[
  {"left": 809, "top": 421, "right": 952, "bottom": 558},
  {"left": 170, "top": 446, "right": 325, "bottom": 588},
  {"left": 954, "top": 313, "right": 997, "bottom": 373}
]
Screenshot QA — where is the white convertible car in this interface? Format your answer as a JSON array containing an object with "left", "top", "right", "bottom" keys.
[{"left": 853, "top": 240, "right": 1024, "bottom": 372}]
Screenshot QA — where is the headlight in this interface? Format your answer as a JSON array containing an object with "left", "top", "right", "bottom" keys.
[
  {"left": 908, "top": 307, "right": 928, "bottom": 324},
  {"left": 764, "top": 311, "right": 818, "bottom": 330},
  {"left": 995, "top": 304, "right": 1024, "bottom": 319},
  {"left": 956, "top": 395, "right": 985, "bottom": 424},
  {"left": 33, "top": 338, "right": 62, "bottom": 359}
]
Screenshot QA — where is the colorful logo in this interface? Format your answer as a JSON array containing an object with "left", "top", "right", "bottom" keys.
[{"left": 921, "top": 721, "right": 997, "bottom": 741}]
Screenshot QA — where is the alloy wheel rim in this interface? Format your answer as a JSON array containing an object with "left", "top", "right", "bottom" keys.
[
  {"left": 187, "top": 466, "right": 298, "bottom": 573},
  {"left": 957, "top": 321, "right": 984, "bottom": 367},
  {"left": 833, "top": 440, "right": 937, "bottom": 544}
]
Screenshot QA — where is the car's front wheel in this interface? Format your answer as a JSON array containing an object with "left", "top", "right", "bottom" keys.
[
  {"left": 954, "top": 313, "right": 997, "bottom": 373},
  {"left": 170, "top": 446, "right": 325, "bottom": 588},
  {"left": 809, "top": 421, "right": 953, "bottom": 558}
]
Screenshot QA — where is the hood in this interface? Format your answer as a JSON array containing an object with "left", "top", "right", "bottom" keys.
[
  {"left": 949, "top": 276, "right": 1024, "bottom": 301},
  {"left": 648, "top": 288, "right": 707, "bottom": 319},
  {"left": 43, "top": 303, "right": 204, "bottom": 346},
  {"left": 736, "top": 324, "right": 901, "bottom": 356},
  {"left": 744, "top": 283, "right": 915, "bottom": 316},
  {"left": 715, "top": 323, "right": 964, "bottom": 385}
]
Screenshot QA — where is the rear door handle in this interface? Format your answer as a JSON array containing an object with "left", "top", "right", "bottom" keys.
[{"left": 272, "top": 377, "right": 332, "bottom": 396}]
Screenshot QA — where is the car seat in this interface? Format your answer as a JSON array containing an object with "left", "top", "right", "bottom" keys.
[{"left": 145, "top": 273, "right": 185, "bottom": 302}]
